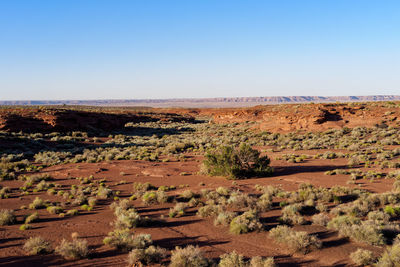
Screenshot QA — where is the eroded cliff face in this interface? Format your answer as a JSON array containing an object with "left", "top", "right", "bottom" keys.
[
  {"left": 199, "top": 103, "right": 398, "bottom": 132},
  {"left": 0, "top": 108, "right": 195, "bottom": 133}
]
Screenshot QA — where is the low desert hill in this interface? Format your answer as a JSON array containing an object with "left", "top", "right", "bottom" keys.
[{"left": 0, "top": 101, "right": 399, "bottom": 133}]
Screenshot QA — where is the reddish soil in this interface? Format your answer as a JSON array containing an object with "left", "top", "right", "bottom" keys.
[
  {"left": 0, "top": 151, "right": 393, "bottom": 266},
  {"left": 1, "top": 103, "right": 399, "bottom": 266}
]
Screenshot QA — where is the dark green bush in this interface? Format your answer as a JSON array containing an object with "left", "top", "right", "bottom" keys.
[{"left": 202, "top": 144, "right": 273, "bottom": 179}]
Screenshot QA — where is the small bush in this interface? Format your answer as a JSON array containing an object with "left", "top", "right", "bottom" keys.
[
  {"left": 180, "top": 190, "right": 195, "bottom": 201},
  {"left": 353, "top": 223, "right": 386, "bottom": 245},
  {"left": 132, "top": 182, "right": 157, "bottom": 195},
  {"left": 269, "top": 225, "right": 322, "bottom": 254},
  {"left": 142, "top": 190, "right": 168, "bottom": 205},
  {"left": 0, "top": 209, "right": 16, "bottom": 225},
  {"left": 350, "top": 248, "right": 376, "bottom": 266},
  {"left": 368, "top": 210, "right": 390, "bottom": 225},
  {"left": 114, "top": 206, "right": 141, "bottom": 229},
  {"left": 103, "top": 229, "right": 152, "bottom": 251},
  {"left": 29, "top": 197, "right": 46, "bottom": 209},
  {"left": 384, "top": 205, "right": 400, "bottom": 217},
  {"left": 376, "top": 243, "right": 400, "bottom": 267},
  {"left": 227, "top": 191, "right": 256, "bottom": 209},
  {"left": 216, "top": 186, "right": 230, "bottom": 196},
  {"left": 280, "top": 204, "right": 306, "bottom": 225},
  {"left": 97, "top": 186, "right": 113, "bottom": 199},
  {"left": 127, "top": 245, "right": 167, "bottom": 265},
  {"left": 88, "top": 197, "right": 97, "bottom": 207},
  {"left": 229, "top": 210, "right": 262, "bottom": 235},
  {"left": 256, "top": 193, "right": 273, "bottom": 212},
  {"left": 56, "top": 237, "right": 88, "bottom": 260},
  {"left": 327, "top": 215, "right": 361, "bottom": 231},
  {"left": 218, "top": 251, "right": 275, "bottom": 267},
  {"left": 169, "top": 202, "right": 188, "bottom": 218},
  {"left": 214, "top": 211, "right": 237, "bottom": 226},
  {"left": 249, "top": 256, "right": 276, "bottom": 267},
  {"left": 197, "top": 204, "right": 222, "bottom": 218},
  {"left": 47, "top": 206, "right": 63, "bottom": 214},
  {"left": 348, "top": 157, "right": 360, "bottom": 167},
  {"left": 19, "top": 224, "right": 32, "bottom": 230},
  {"left": 66, "top": 209, "right": 79, "bottom": 216},
  {"left": 311, "top": 213, "right": 330, "bottom": 226},
  {"left": 169, "top": 245, "right": 209, "bottom": 267},
  {"left": 202, "top": 144, "right": 273, "bottom": 179},
  {"left": 23, "top": 236, "right": 52, "bottom": 255},
  {"left": 218, "top": 251, "right": 246, "bottom": 267},
  {"left": 25, "top": 212, "right": 39, "bottom": 224},
  {"left": 103, "top": 229, "right": 134, "bottom": 251},
  {"left": 328, "top": 216, "right": 385, "bottom": 246}
]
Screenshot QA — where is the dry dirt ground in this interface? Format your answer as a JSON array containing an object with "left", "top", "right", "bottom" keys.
[
  {"left": 0, "top": 150, "right": 394, "bottom": 267},
  {"left": 1, "top": 103, "right": 400, "bottom": 266}
]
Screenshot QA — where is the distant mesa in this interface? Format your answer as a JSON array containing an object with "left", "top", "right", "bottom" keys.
[{"left": 0, "top": 95, "right": 399, "bottom": 108}]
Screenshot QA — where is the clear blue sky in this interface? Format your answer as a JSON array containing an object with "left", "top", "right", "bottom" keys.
[{"left": 1, "top": 0, "right": 399, "bottom": 100}]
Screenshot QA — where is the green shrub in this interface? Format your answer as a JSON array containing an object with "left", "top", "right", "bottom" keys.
[
  {"left": 88, "top": 197, "right": 97, "bottom": 207},
  {"left": 29, "top": 197, "right": 46, "bottom": 209},
  {"left": 249, "top": 256, "right": 276, "bottom": 267},
  {"left": 142, "top": 190, "right": 168, "bottom": 205},
  {"left": 376, "top": 243, "right": 400, "bottom": 267},
  {"left": 25, "top": 212, "right": 39, "bottom": 224},
  {"left": 216, "top": 187, "right": 231, "bottom": 196},
  {"left": 19, "top": 224, "right": 32, "bottom": 230},
  {"left": 103, "top": 229, "right": 152, "bottom": 251},
  {"left": 132, "top": 182, "right": 157, "bottom": 195},
  {"left": 311, "top": 213, "right": 330, "bottom": 226},
  {"left": 97, "top": 186, "right": 113, "bottom": 199},
  {"left": 269, "top": 225, "right": 322, "bottom": 254},
  {"left": 127, "top": 245, "right": 167, "bottom": 265},
  {"left": 227, "top": 191, "right": 256, "bottom": 209},
  {"left": 202, "top": 144, "right": 273, "bottom": 179},
  {"left": 0, "top": 187, "right": 10, "bottom": 198},
  {"left": 169, "top": 245, "right": 209, "bottom": 267},
  {"left": 256, "top": 192, "right": 273, "bottom": 211},
  {"left": 280, "top": 204, "right": 306, "bottom": 225},
  {"left": 0, "top": 209, "right": 16, "bottom": 225},
  {"left": 56, "top": 237, "right": 88, "bottom": 260},
  {"left": 350, "top": 248, "right": 376, "bottom": 266},
  {"left": 66, "top": 209, "right": 79, "bottom": 216},
  {"left": 197, "top": 204, "right": 222, "bottom": 218},
  {"left": 327, "top": 215, "right": 361, "bottom": 231},
  {"left": 169, "top": 202, "right": 188, "bottom": 218},
  {"left": 130, "top": 234, "right": 153, "bottom": 249},
  {"left": 214, "top": 211, "right": 237, "bottom": 226},
  {"left": 114, "top": 208, "right": 141, "bottom": 229},
  {"left": 103, "top": 229, "right": 134, "bottom": 251},
  {"left": 110, "top": 200, "right": 145, "bottom": 229},
  {"left": 328, "top": 215, "right": 385, "bottom": 245},
  {"left": 218, "top": 251, "right": 246, "bottom": 267},
  {"left": 384, "top": 205, "right": 400, "bottom": 217},
  {"left": 80, "top": 204, "right": 91, "bottom": 211},
  {"left": 229, "top": 210, "right": 262, "bottom": 235},
  {"left": 23, "top": 236, "right": 52, "bottom": 255},
  {"left": 347, "top": 223, "right": 385, "bottom": 246},
  {"left": 47, "top": 206, "right": 63, "bottom": 214},
  {"left": 180, "top": 190, "right": 195, "bottom": 201},
  {"left": 368, "top": 210, "right": 390, "bottom": 225}
]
